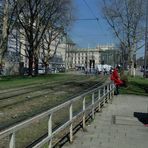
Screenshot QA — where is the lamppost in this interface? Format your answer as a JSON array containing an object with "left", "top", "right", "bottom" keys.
[
  {"left": 144, "top": 0, "right": 148, "bottom": 77},
  {"left": 64, "top": 32, "right": 68, "bottom": 70}
]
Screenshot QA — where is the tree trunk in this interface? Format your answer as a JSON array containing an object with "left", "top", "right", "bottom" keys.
[
  {"left": 45, "top": 63, "right": 48, "bottom": 74},
  {"left": 129, "top": 39, "right": 136, "bottom": 77},
  {"left": 28, "top": 51, "right": 33, "bottom": 76},
  {"left": 34, "top": 57, "right": 38, "bottom": 76},
  {"left": 128, "top": 47, "right": 136, "bottom": 77},
  {"left": 129, "top": 59, "right": 135, "bottom": 76}
]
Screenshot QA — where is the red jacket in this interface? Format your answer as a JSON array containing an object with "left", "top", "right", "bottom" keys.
[{"left": 111, "top": 68, "right": 123, "bottom": 86}]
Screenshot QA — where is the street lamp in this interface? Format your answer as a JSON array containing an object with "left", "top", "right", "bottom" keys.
[
  {"left": 63, "top": 32, "right": 68, "bottom": 70},
  {"left": 144, "top": 0, "right": 148, "bottom": 77}
]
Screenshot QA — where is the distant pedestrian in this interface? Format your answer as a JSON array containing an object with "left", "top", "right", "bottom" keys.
[
  {"left": 110, "top": 65, "right": 123, "bottom": 95},
  {"left": 85, "top": 68, "right": 88, "bottom": 75},
  {"left": 103, "top": 68, "right": 107, "bottom": 75}
]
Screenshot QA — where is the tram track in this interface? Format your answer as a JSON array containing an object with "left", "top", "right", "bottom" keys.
[
  {"left": 0, "top": 75, "right": 108, "bottom": 148},
  {"left": 0, "top": 77, "right": 88, "bottom": 100},
  {"left": 0, "top": 77, "right": 106, "bottom": 130},
  {"left": 25, "top": 81, "right": 105, "bottom": 148}
]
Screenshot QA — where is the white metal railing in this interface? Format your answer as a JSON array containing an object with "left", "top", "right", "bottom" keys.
[{"left": 0, "top": 81, "right": 115, "bottom": 148}]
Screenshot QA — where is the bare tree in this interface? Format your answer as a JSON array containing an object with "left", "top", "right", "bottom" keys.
[
  {"left": 40, "top": 26, "right": 64, "bottom": 74},
  {"left": 15, "top": 0, "right": 73, "bottom": 76},
  {"left": 0, "top": 0, "right": 18, "bottom": 67},
  {"left": 102, "top": 0, "right": 145, "bottom": 76}
]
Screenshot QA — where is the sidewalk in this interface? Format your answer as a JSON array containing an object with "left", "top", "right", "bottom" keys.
[{"left": 63, "top": 95, "right": 148, "bottom": 148}]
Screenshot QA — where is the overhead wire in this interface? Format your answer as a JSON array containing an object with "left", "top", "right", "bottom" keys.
[
  {"left": 82, "top": 0, "right": 99, "bottom": 20},
  {"left": 73, "top": 18, "right": 99, "bottom": 21},
  {"left": 70, "top": 0, "right": 111, "bottom": 46},
  {"left": 82, "top": 0, "right": 104, "bottom": 31},
  {"left": 71, "top": 0, "right": 100, "bottom": 23},
  {"left": 70, "top": 0, "right": 104, "bottom": 30}
]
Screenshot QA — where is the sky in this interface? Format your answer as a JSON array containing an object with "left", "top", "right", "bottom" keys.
[
  {"left": 69, "top": 0, "right": 117, "bottom": 48},
  {"left": 69, "top": 0, "right": 144, "bottom": 58}
]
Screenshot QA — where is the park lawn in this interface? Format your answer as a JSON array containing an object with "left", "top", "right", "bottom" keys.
[
  {"left": 120, "top": 76, "right": 148, "bottom": 96},
  {"left": 0, "top": 74, "right": 85, "bottom": 89},
  {"left": 0, "top": 74, "right": 58, "bottom": 89}
]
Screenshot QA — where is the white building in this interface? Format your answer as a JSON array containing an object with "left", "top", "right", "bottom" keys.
[{"left": 67, "top": 44, "right": 117, "bottom": 69}]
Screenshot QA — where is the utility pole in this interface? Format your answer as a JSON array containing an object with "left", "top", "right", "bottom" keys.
[
  {"left": 64, "top": 32, "right": 67, "bottom": 70},
  {"left": 64, "top": 32, "right": 69, "bottom": 70},
  {"left": 144, "top": 0, "right": 148, "bottom": 77}
]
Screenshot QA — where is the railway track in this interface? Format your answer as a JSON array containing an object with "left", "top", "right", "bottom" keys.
[
  {"left": 25, "top": 81, "right": 104, "bottom": 148},
  {"left": 0, "top": 77, "right": 87, "bottom": 100},
  {"left": 0, "top": 76, "right": 107, "bottom": 130},
  {"left": 28, "top": 81, "right": 106, "bottom": 148},
  {"left": 0, "top": 77, "right": 105, "bottom": 108},
  {"left": 0, "top": 75, "right": 103, "bottom": 104},
  {"left": 0, "top": 76, "right": 108, "bottom": 148}
]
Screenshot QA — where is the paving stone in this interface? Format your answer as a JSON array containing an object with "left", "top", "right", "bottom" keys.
[{"left": 63, "top": 95, "right": 148, "bottom": 148}]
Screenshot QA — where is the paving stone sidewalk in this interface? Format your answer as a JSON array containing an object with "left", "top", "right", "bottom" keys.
[{"left": 63, "top": 95, "right": 148, "bottom": 148}]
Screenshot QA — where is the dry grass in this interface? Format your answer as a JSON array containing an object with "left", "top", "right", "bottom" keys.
[{"left": 0, "top": 74, "right": 107, "bottom": 147}]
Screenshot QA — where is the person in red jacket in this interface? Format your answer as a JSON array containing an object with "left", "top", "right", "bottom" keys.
[{"left": 111, "top": 65, "right": 123, "bottom": 95}]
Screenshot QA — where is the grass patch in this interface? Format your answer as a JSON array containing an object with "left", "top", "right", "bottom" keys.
[
  {"left": 0, "top": 74, "right": 106, "bottom": 147},
  {"left": 0, "top": 74, "right": 106, "bottom": 130},
  {"left": 0, "top": 74, "right": 82, "bottom": 89},
  {"left": 120, "top": 76, "right": 148, "bottom": 96}
]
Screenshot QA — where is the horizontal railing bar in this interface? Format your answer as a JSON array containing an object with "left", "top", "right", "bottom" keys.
[
  {"left": 33, "top": 102, "right": 96, "bottom": 148},
  {"left": 0, "top": 99, "right": 76, "bottom": 138},
  {"left": 32, "top": 135, "right": 52, "bottom": 148},
  {"left": 0, "top": 81, "right": 114, "bottom": 142}
]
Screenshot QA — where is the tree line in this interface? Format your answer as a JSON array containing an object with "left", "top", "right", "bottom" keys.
[
  {"left": 101, "top": 0, "right": 146, "bottom": 76},
  {"left": 0, "top": 0, "right": 73, "bottom": 76}
]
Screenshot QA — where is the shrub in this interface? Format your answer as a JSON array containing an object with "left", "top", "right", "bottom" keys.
[{"left": 120, "top": 70, "right": 128, "bottom": 87}]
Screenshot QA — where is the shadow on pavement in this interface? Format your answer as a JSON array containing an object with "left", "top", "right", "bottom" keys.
[{"left": 134, "top": 112, "right": 148, "bottom": 125}]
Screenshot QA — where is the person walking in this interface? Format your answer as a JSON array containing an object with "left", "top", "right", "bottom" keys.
[{"left": 110, "top": 65, "right": 123, "bottom": 95}]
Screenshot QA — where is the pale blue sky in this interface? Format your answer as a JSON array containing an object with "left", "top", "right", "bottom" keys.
[
  {"left": 69, "top": 0, "right": 117, "bottom": 48},
  {"left": 69, "top": 0, "right": 144, "bottom": 58}
]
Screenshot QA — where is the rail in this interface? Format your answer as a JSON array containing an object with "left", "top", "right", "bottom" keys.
[{"left": 0, "top": 81, "right": 115, "bottom": 148}]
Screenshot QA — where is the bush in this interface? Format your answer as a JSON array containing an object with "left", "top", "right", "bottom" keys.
[{"left": 120, "top": 70, "right": 128, "bottom": 87}]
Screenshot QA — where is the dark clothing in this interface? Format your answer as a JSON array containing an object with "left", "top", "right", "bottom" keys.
[{"left": 115, "top": 85, "right": 119, "bottom": 95}]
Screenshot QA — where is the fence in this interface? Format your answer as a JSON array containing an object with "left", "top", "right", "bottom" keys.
[{"left": 0, "top": 81, "right": 115, "bottom": 148}]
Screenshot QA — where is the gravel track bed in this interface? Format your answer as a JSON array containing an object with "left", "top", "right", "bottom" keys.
[
  {"left": 0, "top": 77, "right": 88, "bottom": 100},
  {"left": 0, "top": 76, "right": 106, "bottom": 130}
]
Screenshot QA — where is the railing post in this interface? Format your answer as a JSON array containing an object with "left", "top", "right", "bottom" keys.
[
  {"left": 92, "top": 92, "right": 95, "bottom": 119},
  {"left": 98, "top": 89, "right": 100, "bottom": 100},
  {"left": 9, "top": 133, "right": 15, "bottom": 148},
  {"left": 98, "top": 89, "right": 101, "bottom": 112},
  {"left": 109, "top": 84, "right": 111, "bottom": 99},
  {"left": 48, "top": 114, "right": 52, "bottom": 148},
  {"left": 109, "top": 84, "right": 112, "bottom": 101},
  {"left": 83, "top": 97, "right": 86, "bottom": 129},
  {"left": 103, "top": 86, "right": 106, "bottom": 106},
  {"left": 103, "top": 86, "right": 106, "bottom": 95},
  {"left": 69, "top": 103, "right": 73, "bottom": 143},
  {"left": 107, "top": 84, "right": 109, "bottom": 103},
  {"left": 112, "top": 84, "right": 115, "bottom": 99}
]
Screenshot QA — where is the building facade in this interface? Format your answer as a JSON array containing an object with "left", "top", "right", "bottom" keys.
[{"left": 67, "top": 44, "right": 120, "bottom": 69}]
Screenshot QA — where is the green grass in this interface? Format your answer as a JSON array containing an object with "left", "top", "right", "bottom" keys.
[
  {"left": 0, "top": 74, "right": 106, "bottom": 147},
  {"left": 0, "top": 74, "right": 51, "bottom": 88},
  {"left": 0, "top": 74, "right": 80, "bottom": 89},
  {"left": 0, "top": 74, "right": 105, "bottom": 130},
  {"left": 120, "top": 76, "right": 148, "bottom": 96}
]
